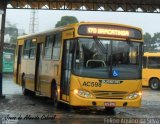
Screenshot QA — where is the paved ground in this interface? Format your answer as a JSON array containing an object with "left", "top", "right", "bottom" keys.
[{"left": 1, "top": 75, "right": 160, "bottom": 124}]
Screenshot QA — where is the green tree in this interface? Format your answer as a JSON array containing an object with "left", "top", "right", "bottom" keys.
[
  {"left": 152, "top": 32, "right": 160, "bottom": 52},
  {"left": 143, "top": 32, "right": 160, "bottom": 52},
  {"left": 143, "top": 32, "right": 154, "bottom": 52},
  {"left": 55, "top": 16, "right": 78, "bottom": 27},
  {"left": 152, "top": 32, "right": 160, "bottom": 43},
  {"left": 5, "top": 21, "right": 18, "bottom": 44}
]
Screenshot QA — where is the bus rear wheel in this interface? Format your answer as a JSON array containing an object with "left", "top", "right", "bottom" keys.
[{"left": 149, "top": 78, "right": 160, "bottom": 90}]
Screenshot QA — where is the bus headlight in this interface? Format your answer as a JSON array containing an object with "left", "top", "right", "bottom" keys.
[
  {"left": 74, "top": 89, "right": 94, "bottom": 98},
  {"left": 126, "top": 92, "right": 142, "bottom": 100}
]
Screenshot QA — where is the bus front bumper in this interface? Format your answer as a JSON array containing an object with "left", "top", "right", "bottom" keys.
[{"left": 70, "top": 92, "right": 141, "bottom": 108}]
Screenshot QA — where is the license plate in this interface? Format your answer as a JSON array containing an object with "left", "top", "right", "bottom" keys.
[{"left": 104, "top": 102, "right": 116, "bottom": 107}]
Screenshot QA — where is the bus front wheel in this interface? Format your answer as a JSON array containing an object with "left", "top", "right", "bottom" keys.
[
  {"left": 149, "top": 78, "right": 160, "bottom": 90},
  {"left": 51, "top": 86, "right": 58, "bottom": 108},
  {"left": 22, "top": 75, "right": 28, "bottom": 96}
]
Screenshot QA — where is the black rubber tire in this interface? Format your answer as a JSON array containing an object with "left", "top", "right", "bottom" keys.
[
  {"left": 22, "top": 75, "right": 28, "bottom": 96},
  {"left": 105, "top": 107, "right": 116, "bottom": 115},
  {"left": 149, "top": 78, "right": 160, "bottom": 90},
  {"left": 51, "top": 86, "right": 58, "bottom": 108}
]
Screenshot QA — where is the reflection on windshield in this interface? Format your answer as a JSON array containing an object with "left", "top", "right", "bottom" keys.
[{"left": 73, "top": 38, "right": 142, "bottom": 79}]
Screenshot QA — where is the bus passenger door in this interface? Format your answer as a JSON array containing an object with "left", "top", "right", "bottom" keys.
[
  {"left": 61, "top": 40, "right": 73, "bottom": 101},
  {"left": 142, "top": 56, "right": 147, "bottom": 86},
  {"left": 16, "top": 45, "right": 22, "bottom": 84},
  {"left": 35, "top": 43, "right": 43, "bottom": 92}
]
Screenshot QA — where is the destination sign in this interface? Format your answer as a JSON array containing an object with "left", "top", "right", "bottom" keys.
[
  {"left": 78, "top": 24, "right": 142, "bottom": 40},
  {"left": 87, "top": 27, "right": 129, "bottom": 37}
]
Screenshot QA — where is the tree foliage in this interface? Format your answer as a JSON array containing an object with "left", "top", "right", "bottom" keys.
[
  {"left": 143, "top": 32, "right": 160, "bottom": 52},
  {"left": 55, "top": 16, "right": 78, "bottom": 27}
]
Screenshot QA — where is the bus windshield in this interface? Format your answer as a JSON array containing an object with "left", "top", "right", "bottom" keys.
[{"left": 73, "top": 38, "right": 142, "bottom": 79}]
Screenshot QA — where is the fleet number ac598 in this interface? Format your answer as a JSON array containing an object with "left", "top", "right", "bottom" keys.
[{"left": 82, "top": 82, "right": 102, "bottom": 87}]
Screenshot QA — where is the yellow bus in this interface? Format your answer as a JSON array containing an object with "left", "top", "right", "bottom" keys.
[
  {"left": 143, "top": 52, "right": 160, "bottom": 90},
  {"left": 14, "top": 22, "right": 143, "bottom": 111}
]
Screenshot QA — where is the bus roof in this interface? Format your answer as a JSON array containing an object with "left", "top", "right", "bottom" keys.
[
  {"left": 144, "top": 52, "right": 160, "bottom": 57},
  {"left": 17, "top": 22, "right": 142, "bottom": 40}
]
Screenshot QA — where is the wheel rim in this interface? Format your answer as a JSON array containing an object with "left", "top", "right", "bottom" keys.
[{"left": 151, "top": 79, "right": 159, "bottom": 89}]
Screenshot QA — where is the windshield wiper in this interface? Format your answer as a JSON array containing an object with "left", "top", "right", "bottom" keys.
[{"left": 93, "top": 36, "right": 107, "bottom": 54}]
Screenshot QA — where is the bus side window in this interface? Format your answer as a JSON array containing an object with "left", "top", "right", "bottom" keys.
[
  {"left": 30, "top": 41, "right": 36, "bottom": 59},
  {"left": 148, "top": 57, "right": 160, "bottom": 69},
  {"left": 52, "top": 33, "right": 61, "bottom": 60},
  {"left": 23, "top": 40, "right": 31, "bottom": 59},
  {"left": 44, "top": 35, "right": 53, "bottom": 59}
]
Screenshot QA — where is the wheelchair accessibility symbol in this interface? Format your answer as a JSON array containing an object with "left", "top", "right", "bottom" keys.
[{"left": 112, "top": 70, "right": 119, "bottom": 77}]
